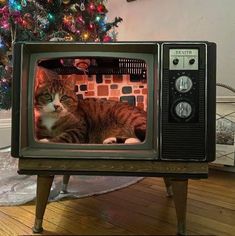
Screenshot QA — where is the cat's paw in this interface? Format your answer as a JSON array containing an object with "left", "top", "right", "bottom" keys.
[
  {"left": 39, "top": 138, "right": 50, "bottom": 143},
  {"left": 103, "top": 137, "right": 117, "bottom": 144},
  {"left": 124, "top": 138, "right": 141, "bottom": 144}
]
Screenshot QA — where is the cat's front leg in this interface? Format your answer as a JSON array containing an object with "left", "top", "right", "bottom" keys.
[
  {"left": 103, "top": 137, "right": 117, "bottom": 144},
  {"left": 124, "top": 138, "right": 141, "bottom": 144},
  {"left": 103, "top": 137, "right": 141, "bottom": 144},
  {"left": 48, "top": 129, "right": 86, "bottom": 143},
  {"left": 39, "top": 138, "right": 50, "bottom": 143}
]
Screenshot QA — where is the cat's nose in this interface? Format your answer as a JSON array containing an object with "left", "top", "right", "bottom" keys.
[{"left": 54, "top": 105, "right": 60, "bottom": 110}]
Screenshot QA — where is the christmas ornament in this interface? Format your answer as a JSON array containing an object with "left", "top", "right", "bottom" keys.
[
  {"left": 0, "top": 6, "right": 9, "bottom": 14},
  {"left": 23, "top": 13, "right": 34, "bottom": 30},
  {"left": 21, "top": 0, "right": 27, "bottom": 7},
  {"left": 97, "top": 4, "right": 105, "bottom": 13},
  {"left": 80, "top": 0, "right": 85, "bottom": 11},
  {"left": 62, "top": 0, "right": 70, "bottom": 4},
  {"left": 70, "top": 3, "right": 79, "bottom": 12},
  {"left": 64, "top": 35, "right": 73, "bottom": 41},
  {"left": 63, "top": 15, "right": 74, "bottom": 25},
  {"left": 103, "top": 35, "right": 112, "bottom": 42},
  {"left": 110, "top": 30, "right": 118, "bottom": 41},
  {"left": 50, "top": 37, "right": 65, "bottom": 41}
]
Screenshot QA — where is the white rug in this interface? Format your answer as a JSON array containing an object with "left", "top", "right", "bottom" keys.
[{"left": 0, "top": 151, "right": 143, "bottom": 206}]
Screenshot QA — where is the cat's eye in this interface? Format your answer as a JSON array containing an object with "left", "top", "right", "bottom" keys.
[
  {"left": 60, "top": 95, "right": 70, "bottom": 101},
  {"left": 43, "top": 93, "right": 52, "bottom": 102}
]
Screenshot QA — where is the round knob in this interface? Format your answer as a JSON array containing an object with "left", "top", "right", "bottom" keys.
[
  {"left": 175, "top": 101, "right": 192, "bottom": 119},
  {"left": 175, "top": 75, "right": 193, "bottom": 93},
  {"left": 173, "top": 58, "right": 179, "bottom": 65},
  {"left": 189, "top": 58, "right": 195, "bottom": 65}
]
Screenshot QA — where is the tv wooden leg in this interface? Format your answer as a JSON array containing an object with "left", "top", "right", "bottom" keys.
[
  {"left": 60, "top": 175, "right": 70, "bottom": 194},
  {"left": 171, "top": 179, "right": 188, "bottom": 236},
  {"left": 32, "top": 175, "right": 54, "bottom": 233},
  {"left": 163, "top": 177, "right": 173, "bottom": 197}
]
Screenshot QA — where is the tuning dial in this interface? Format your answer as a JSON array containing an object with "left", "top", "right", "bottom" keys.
[
  {"left": 189, "top": 58, "right": 195, "bottom": 65},
  {"left": 175, "top": 101, "right": 192, "bottom": 119},
  {"left": 175, "top": 75, "right": 193, "bottom": 93},
  {"left": 173, "top": 58, "right": 179, "bottom": 65}
]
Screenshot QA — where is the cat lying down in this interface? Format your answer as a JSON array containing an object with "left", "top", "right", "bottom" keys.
[{"left": 34, "top": 66, "right": 146, "bottom": 145}]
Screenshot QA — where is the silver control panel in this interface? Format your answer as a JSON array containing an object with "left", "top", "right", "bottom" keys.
[
  {"left": 167, "top": 48, "right": 200, "bottom": 122},
  {"left": 169, "top": 49, "right": 198, "bottom": 70}
]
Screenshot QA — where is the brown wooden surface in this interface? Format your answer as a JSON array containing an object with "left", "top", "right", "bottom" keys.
[
  {"left": 0, "top": 168, "right": 235, "bottom": 235},
  {"left": 18, "top": 159, "right": 208, "bottom": 177},
  {"left": 33, "top": 175, "right": 54, "bottom": 233},
  {"left": 171, "top": 179, "right": 188, "bottom": 235}
]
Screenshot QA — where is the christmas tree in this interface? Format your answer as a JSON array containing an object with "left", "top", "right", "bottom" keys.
[{"left": 0, "top": 0, "right": 122, "bottom": 110}]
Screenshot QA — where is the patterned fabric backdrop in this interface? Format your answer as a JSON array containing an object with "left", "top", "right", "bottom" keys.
[{"left": 71, "top": 74, "right": 148, "bottom": 111}]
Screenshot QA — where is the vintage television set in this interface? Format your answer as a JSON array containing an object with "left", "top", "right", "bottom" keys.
[{"left": 11, "top": 41, "right": 216, "bottom": 235}]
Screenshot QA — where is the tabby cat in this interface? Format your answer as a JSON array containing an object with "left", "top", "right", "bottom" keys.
[{"left": 34, "top": 66, "right": 146, "bottom": 144}]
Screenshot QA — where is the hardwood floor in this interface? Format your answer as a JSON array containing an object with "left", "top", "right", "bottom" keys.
[{"left": 0, "top": 168, "right": 235, "bottom": 236}]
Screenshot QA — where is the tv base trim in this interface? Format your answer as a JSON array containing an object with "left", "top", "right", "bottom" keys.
[{"left": 18, "top": 159, "right": 208, "bottom": 177}]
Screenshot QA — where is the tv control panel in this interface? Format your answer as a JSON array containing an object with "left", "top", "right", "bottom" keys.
[
  {"left": 166, "top": 48, "right": 201, "bottom": 123},
  {"left": 161, "top": 42, "right": 211, "bottom": 160}
]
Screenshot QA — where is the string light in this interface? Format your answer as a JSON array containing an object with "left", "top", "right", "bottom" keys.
[
  {"left": 9, "top": 0, "right": 22, "bottom": 10},
  {"left": 77, "top": 15, "right": 85, "bottom": 24},
  {"left": 82, "top": 32, "right": 89, "bottom": 41},
  {"left": 95, "top": 15, "right": 101, "bottom": 22},
  {"left": 0, "top": 38, "right": 4, "bottom": 48},
  {"left": 89, "top": 3, "right": 95, "bottom": 10},
  {"left": 47, "top": 13, "right": 54, "bottom": 21},
  {"left": 89, "top": 23, "right": 94, "bottom": 30}
]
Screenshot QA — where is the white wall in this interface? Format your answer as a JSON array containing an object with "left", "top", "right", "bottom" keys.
[
  {"left": 0, "top": 111, "right": 11, "bottom": 148},
  {"left": 106, "top": 0, "right": 235, "bottom": 95}
]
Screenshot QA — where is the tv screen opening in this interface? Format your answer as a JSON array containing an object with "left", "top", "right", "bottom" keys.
[{"left": 34, "top": 56, "right": 149, "bottom": 146}]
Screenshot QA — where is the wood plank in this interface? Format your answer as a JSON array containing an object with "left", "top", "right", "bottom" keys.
[
  {"left": 0, "top": 205, "right": 70, "bottom": 235},
  {"left": 21, "top": 201, "right": 132, "bottom": 235},
  {"left": 61, "top": 197, "right": 177, "bottom": 235},
  {"left": 0, "top": 210, "right": 31, "bottom": 236}
]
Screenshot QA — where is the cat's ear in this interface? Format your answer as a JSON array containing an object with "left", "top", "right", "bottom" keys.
[
  {"left": 62, "top": 74, "right": 77, "bottom": 90},
  {"left": 35, "top": 66, "right": 58, "bottom": 88}
]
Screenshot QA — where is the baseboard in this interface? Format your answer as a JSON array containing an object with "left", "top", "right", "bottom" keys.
[
  {"left": 0, "top": 118, "right": 11, "bottom": 129},
  {"left": 209, "top": 164, "right": 235, "bottom": 173},
  {"left": 0, "top": 118, "right": 11, "bottom": 148}
]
